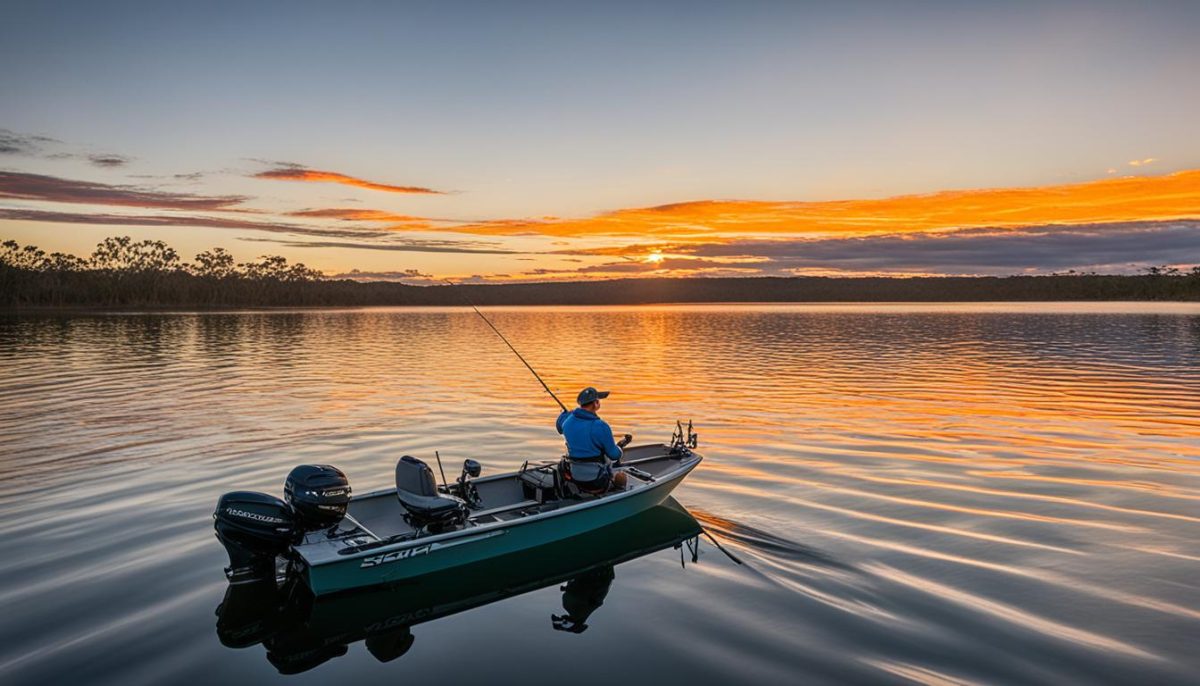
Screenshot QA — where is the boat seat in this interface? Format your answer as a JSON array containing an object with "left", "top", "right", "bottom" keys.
[{"left": 395, "top": 456, "right": 466, "bottom": 526}]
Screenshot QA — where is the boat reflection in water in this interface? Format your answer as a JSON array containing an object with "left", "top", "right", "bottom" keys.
[{"left": 214, "top": 497, "right": 704, "bottom": 674}]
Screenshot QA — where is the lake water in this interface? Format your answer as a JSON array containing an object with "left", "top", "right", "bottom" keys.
[{"left": 1, "top": 303, "right": 1198, "bottom": 685}]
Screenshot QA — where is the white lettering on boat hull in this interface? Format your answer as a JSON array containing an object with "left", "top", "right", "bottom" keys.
[
  {"left": 360, "top": 544, "right": 433, "bottom": 568},
  {"left": 357, "top": 530, "right": 507, "bottom": 569}
]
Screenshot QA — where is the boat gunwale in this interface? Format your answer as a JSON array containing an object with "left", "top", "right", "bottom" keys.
[
  {"left": 297, "top": 450, "right": 702, "bottom": 566},
  {"left": 350, "top": 443, "right": 682, "bottom": 499}
]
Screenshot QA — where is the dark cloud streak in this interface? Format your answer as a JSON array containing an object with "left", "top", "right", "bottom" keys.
[
  {"left": 87, "top": 154, "right": 132, "bottom": 168},
  {"left": 0, "top": 171, "right": 247, "bottom": 210},
  {"left": 237, "top": 237, "right": 518, "bottom": 255},
  {"left": 673, "top": 222, "right": 1200, "bottom": 274},
  {"left": 0, "top": 129, "right": 59, "bottom": 155},
  {"left": 0, "top": 129, "right": 130, "bottom": 167},
  {"left": 535, "top": 221, "right": 1200, "bottom": 278},
  {"left": 0, "top": 207, "right": 384, "bottom": 239},
  {"left": 0, "top": 205, "right": 518, "bottom": 254},
  {"left": 326, "top": 268, "right": 435, "bottom": 281}
]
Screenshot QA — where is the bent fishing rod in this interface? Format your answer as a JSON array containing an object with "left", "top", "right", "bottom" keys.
[
  {"left": 443, "top": 279, "right": 743, "bottom": 566},
  {"left": 442, "top": 279, "right": 568, "bottom": 413}
]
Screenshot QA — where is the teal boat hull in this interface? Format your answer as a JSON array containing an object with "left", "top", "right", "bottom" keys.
[
  {"left": 300, "top": 453, "right": 699, "bottom": 595},
  {"left": 215, "top": 498, "right": 704, "bottom": 673}
]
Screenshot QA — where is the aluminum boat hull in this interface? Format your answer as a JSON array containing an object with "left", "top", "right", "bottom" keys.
[{"left": 296, "top": 448, "right": 701, "bottom": 595}]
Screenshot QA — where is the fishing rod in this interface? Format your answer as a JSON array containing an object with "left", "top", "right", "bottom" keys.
[{"left": 442, "top": 279, "right": 568, "bottom": 413}]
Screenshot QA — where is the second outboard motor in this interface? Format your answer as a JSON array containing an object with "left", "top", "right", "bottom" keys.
[
  {"left": 284, "top": 465, "right": 351, "bottom": 531},
  {"left": 214, "top": 491, "right": 298, "bottom": 583}
]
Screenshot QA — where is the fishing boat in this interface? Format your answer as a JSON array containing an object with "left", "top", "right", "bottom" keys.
[
  {"left": 214, "top": 286, "right": 704, "bottom": 595},
  {"left": 213, "top": 423, "right": 702, "bottom": 595},
  {"left": 215, "top": 497, "right": 705, "bottom": 674}
]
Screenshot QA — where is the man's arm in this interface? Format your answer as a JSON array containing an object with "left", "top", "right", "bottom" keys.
[
  {"left": 594, "top": 420, "right": 623, "bottom": 460},
  {"left": 556, "top": 410, "right": 569, "bottom": 435}
]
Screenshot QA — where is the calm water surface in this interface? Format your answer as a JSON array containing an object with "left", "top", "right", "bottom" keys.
[{"left": 2, "top": 303, "right": 1199, "bottom": 685}]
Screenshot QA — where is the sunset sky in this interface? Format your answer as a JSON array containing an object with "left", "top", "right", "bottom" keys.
[{"left": 2, "top": 1, "right": 1199, "bottom": 282}]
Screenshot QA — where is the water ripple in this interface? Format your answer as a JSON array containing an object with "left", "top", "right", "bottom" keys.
[{"left": 1, "top": 303, "right": 1198, "bottom": 684}]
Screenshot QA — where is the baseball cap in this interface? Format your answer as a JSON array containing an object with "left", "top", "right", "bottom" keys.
[{"left": 577, "top": 387, "right": 610, "bottom": 406}]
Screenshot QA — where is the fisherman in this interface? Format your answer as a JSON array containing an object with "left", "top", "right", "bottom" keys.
[{"left": 556, "top": 387, "right": 632, "bottom": 492}]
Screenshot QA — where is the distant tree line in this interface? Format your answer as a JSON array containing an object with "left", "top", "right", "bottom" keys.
[
  {"left": 1, "top": 237, "right": 338, "bottom": 307},
  {"left": 2, "top": 236, "right": 1198, "bottom": 308}
]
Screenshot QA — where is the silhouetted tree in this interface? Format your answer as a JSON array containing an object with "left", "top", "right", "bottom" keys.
[{"left": 191, "top": 248, "right": 236, "bottom": 279}]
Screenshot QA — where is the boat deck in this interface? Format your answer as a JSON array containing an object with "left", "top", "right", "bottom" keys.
[{"left": 293, "top": 444, "right": 697, "bottom": 564}]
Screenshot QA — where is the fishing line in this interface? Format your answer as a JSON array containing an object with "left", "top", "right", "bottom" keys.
[
  {"left": 701, "top": 527, "right": 745, "bottom": 565},
  {"left": 442, "top": 279, "right": 568, "bottom": 413}
]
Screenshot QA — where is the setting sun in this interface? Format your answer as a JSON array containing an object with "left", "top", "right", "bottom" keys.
[{"left": 646, "top": 252, "right": 665, "bottom": 264}]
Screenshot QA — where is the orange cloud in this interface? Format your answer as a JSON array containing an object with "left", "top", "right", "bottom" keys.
[
  {"left": 1128, "top": 158, "right": 1157, "bottom": 167},
  {"left": 255, "top": 167, "right": 443, "bottom": 194},
  {"left": 441, "top": 170, "right": 1200, "bottom": 241},
  {"left": 288, "top": 208, "right": 427, "bottom": 222},
  {"left": 285, "top": 207, "right": 472, "bottom": 231}
]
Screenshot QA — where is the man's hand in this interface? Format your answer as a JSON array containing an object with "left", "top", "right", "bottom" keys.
[{"left": 618, "top": 433, "right": 633, "bottom": 448}]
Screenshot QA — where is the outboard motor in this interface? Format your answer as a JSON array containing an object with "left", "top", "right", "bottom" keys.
[
  {"left": 284, "top": 465, "right": 351, "bottom": 532},
  {"left": 214, "top": 491, "right": 298, "bottom": 583}
]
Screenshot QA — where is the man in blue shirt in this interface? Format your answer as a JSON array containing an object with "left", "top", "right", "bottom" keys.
[{"left": 556, "top": 387, "right": 632, "bottom": 491}]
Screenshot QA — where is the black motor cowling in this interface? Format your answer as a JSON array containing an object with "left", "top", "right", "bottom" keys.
[
  {"left": 284, "top": 464, "right": 351, "bottom": 531},
  {"left": 214, "top": 491, "right": 298, "bottom": 583}
]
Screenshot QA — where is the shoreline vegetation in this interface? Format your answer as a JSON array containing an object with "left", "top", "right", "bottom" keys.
[{"left": 3, "top": 236, "right": 1199, "bottom": 309}]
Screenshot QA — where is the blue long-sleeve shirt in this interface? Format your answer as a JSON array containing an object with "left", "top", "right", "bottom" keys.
[{"left": 556, "top": 408, "right": 623, "bottom": 461}]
